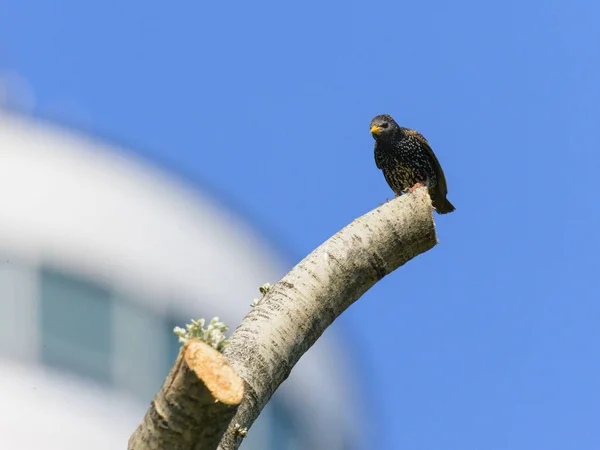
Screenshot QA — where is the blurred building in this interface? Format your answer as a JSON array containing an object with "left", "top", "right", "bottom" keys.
[{"left": 0, "top": 110, "right": 363, "bottom": 450}]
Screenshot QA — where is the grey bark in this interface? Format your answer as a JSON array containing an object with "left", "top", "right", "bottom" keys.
[
  {"left": 217, "top": 187, "right": 438, "bottom": 449},
  {"left": 128, "top": 188, "right": 438, "bottom": 449}
]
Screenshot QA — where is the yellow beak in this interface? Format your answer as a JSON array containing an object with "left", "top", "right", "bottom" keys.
[{"left": 370, "top": 125, "right": 383, "bottom": 134}]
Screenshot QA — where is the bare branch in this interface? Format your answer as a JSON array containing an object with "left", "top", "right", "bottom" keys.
[
  {"left": 128, "top": 339, "right": 244, "bottom": 450},
  {"left": 128, "top": 187, "right": 438, "bottom": 450},
  {"left": 218, "top": 187, "right": 438, "bottom": 449}
]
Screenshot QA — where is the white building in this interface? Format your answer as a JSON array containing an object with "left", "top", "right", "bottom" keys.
[{"left": 0, "top": 111, "right": 363, "bottom": 450}]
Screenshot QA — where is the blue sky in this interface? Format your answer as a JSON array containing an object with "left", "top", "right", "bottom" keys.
[{"left": 2, "top": 0, "right": 600, "bottom": 448}]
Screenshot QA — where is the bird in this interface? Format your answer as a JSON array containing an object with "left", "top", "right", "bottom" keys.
[{"left": 370, "top": 114, "right": 455, "bottom": 214}]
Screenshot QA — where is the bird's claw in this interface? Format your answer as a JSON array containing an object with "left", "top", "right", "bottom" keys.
[
  {"left": 382, "top": 193, "right": 401, "bottom": 205},
  {"left": 407, "top": 183, "right": 425, "bottom": 193}
]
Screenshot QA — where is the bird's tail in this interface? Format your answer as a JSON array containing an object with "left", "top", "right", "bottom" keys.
[{"left": 433, "top": 196, "right": 455, "bottom": 214}]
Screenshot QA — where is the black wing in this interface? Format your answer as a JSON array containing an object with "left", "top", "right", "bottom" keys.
[{"left": 406, "top": 129, "right": 449, "bottom": 196}]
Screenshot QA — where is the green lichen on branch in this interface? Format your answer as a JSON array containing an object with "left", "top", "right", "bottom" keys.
[
  {"left": 173, "top": 317, "right": 229, "bottom": 352},
  {"left": 250, "top": 282, "right": 273, "bottom": 308}
]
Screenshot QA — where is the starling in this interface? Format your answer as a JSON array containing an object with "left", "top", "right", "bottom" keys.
[{"left": 370, "top": 114, "right": 455, "bottom": 214}]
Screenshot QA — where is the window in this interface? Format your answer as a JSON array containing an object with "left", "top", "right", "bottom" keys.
[
  {"left": 39, "top": 267, "right": 113, "bottom": 384},
  {"left": 0, "top": 255, "right": 37, "bottom": 360},
  {"left": 165, "top": 315, "right": 186, "bottom": 368},
  {"left": 239, "top": 397, "right": 303, "bottom": 450},
  {"left": 268, "top": 398, "right": 301, "bottom": 450},
  {"left": 112, "top": 296, "right": 167, "bottom": 401}
]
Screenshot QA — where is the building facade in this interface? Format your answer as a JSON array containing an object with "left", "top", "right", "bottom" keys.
[{"left": 0, "top": 111, "right": 362, "bottom": 449}]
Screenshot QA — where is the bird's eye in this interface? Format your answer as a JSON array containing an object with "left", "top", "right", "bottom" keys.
[{"left": 381, "top": 123, "right": 389, "bottom": 129}]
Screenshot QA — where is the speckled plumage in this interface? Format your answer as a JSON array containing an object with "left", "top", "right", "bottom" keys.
[{"left": 370, "top": 114, "right": 455, "bottom": 214}]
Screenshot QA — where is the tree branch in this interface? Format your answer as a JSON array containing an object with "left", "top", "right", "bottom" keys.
[
  {"left": 128, "top": 187, "right": 438, "bottom": 450},
  {"left": 128, "top": 339, "right": 244, "bottom": 450},
  {"left": 217, "top": 187, "right": 438, "bottom": 449}
]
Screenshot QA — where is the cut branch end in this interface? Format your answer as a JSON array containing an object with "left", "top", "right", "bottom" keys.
[{"left": 128, "top": 340, "right": 244, "bottom": 450}]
